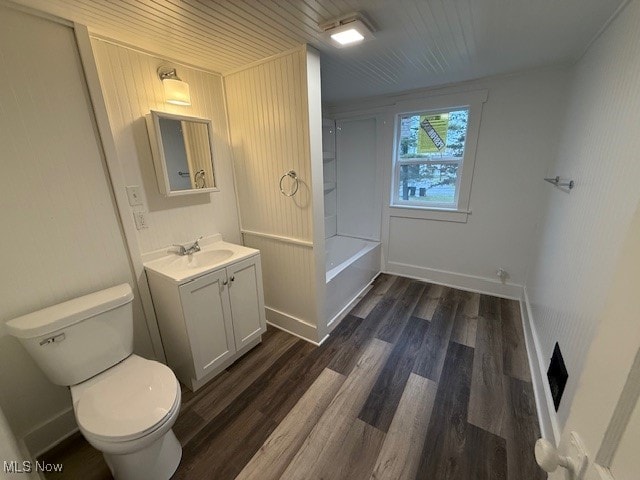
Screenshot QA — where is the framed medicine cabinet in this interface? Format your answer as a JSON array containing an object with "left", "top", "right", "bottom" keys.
[{"left": 146, "top": 110, "right": 218, "bottom": 196}]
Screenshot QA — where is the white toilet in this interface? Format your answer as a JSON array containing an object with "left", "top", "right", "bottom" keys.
[{"left": 6, "top": 284, "right": 182, "bottom": 480}]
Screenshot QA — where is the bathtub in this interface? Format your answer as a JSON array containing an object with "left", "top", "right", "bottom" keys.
[{"left": 325, "top": 235, "right": 381, "bottom": 327}]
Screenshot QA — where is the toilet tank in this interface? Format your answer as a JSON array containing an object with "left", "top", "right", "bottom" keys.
[{"left": 5, "top": 284, "right": 134, "bottom": 386}]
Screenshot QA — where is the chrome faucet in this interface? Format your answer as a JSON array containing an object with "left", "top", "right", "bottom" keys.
[{"left": 172, "top": 236, "right": 202, "bottom": 256}]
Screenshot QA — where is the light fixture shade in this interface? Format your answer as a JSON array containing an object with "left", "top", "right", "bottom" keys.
[
  {"left": 163, "top": 78, "right": 191, "bottom": 106},
  {"left": 331, "top": 28, "right": 365, "bottom": 45},
  {"left": 321, "top": 16, "right": 375, "bottom": 48}
]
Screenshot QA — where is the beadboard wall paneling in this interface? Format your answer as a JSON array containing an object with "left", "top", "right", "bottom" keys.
[
  {"left": 0, "top": 6, "right": 154, "bottom": 450},
  {"left": 225, "top": 48, "right": 313, "bottom": 242},
  {"left": 183, "top": 122, "right": 215, "bottom": 189},
  {"left": 11, "top": 0, "right": 622, "bottom": 102},
  {"left": 243, "top": 235, "right": 318, "bottom": 337},
  {"left": 225, "top": 48, "right": 324, "bottom": 340},
  {"left": 91, "top": 38, "right": 241, "bottom": 253},
  {"left": 525, "top": 0, "right": 640, "bottom": 429}
]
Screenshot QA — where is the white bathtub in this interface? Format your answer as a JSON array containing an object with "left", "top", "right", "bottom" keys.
[{"left": 325, "top": 235, "right": 381, "bottom": 326}]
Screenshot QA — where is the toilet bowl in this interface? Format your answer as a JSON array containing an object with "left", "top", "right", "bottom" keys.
[
  {"left": 71, "top": 355, "right": 182, "bottom": 479},
  {"left": 5, "top": 284, "right": 182, "bottom": 480}
]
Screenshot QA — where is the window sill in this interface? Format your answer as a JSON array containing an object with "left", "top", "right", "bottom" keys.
[{"left": 388, "top": 205, "right": 470, "bottom": 223}]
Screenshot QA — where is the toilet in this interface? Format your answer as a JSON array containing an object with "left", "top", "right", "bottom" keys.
[{"left": 6, "top": 284, "right": 182, "bottom": 480}]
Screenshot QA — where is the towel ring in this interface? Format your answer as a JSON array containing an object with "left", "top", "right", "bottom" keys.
[{"left": 279, "top": 170, "right": 299, "bottom": 197}]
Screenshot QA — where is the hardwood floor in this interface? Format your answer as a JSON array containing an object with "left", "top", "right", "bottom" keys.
[{"left": 39, "top": 274, "right": 544, "bottom": 480}]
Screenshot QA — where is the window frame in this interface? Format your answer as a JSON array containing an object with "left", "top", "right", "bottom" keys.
[
  {"left": 389, "top": 90, "right": 487, "bottom": 221},
  {"left": 394, "top": 106, "right": 468, "bottom": 209}
]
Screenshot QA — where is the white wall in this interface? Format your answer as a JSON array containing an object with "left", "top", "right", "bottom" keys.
[
  {"left": 611, "top": 368, "right": 640, "bottom": 480},
  {"left": 225, "top": 47, "right": 326, "bottom": 342},
  {"left": 525, "top": 0, "right": 640, "bottom": 433},
  {"left": 336, "top": 117, "right": 382, "bottom": 241},
  {"left": 549, "top": 201, "right": 640, "bottom": 480},
  {"left": 0, "top": 406, "right": 37, "bottom": 480},
  {"left": 611, "top": 375, "right": 640, "bottom": 479},
  {"left": 90, "top": 38, "right": 241, "bottom": 254},
  {"left": 328, "top": 67, "right": 572, "bottom": 297},
  {"left": 0, "top": 6, "right": 155, "bottom": 455}
]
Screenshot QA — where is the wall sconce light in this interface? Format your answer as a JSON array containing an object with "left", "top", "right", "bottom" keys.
[
  {"left": 158, "top": 67, "right": 191, "bottom": 106},
  {"left": 319, "top": 13, "right": 375, "bottom": 48}
]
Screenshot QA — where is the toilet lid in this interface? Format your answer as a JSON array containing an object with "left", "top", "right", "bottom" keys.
[{"left": 75, "top": 356, "right": 178, "bottom": 442}]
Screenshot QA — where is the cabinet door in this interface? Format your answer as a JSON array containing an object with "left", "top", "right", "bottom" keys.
[
  {"left": 179, "top": 269, "right": 236, "bottom": 379},
  {"left": 227, "top": 255, "right": 266, "bottom": 349}
]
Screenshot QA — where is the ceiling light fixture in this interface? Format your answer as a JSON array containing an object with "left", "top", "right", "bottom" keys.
[
  {"left": 320, "top": 13, "right": 375, "bottom": 48},
  {"left": 158, "top": 67, "right": 191, "bottom": 106}
]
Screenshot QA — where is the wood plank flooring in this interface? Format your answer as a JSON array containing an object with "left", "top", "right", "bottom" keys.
[{"left": 39, "top": 274, "right": 544, "bottom": 480}]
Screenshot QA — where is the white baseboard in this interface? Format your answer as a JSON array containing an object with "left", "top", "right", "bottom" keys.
[
  {"left": 521, "top": 286, "right": 561, "bottom": 445},
  {"left": 385, "top": 261, "right": 523, "bottom": 299},
  {"left": 22, "top": 406, "right": 78, "bottom": 458},
  {"left": 265, "top": 307, "right": 322, "bottom": 345}
]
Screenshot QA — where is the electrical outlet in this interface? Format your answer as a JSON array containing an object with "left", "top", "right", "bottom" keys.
[
  {"left": 126, "top": 185, "right": 144, "bottom": 206},
  {"left": 133, "top": 210, "right": 148, "bottom": 230},
  {"left": 497, "top": 268, "right": 509, "bottom": 283}
]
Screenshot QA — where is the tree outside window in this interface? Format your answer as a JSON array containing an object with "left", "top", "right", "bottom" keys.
[{"left": 396, "top": 109, "right": 469, "bottom": 206}]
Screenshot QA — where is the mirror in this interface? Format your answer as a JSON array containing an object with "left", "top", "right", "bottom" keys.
[{"left": 145, "top": 110, "right": 217, "bottom": 196}]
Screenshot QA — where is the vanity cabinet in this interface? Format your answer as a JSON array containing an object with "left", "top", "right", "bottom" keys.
[
  {"left": 178, "top": 268, "right": 236, "bottom": 380},
  {"left": 225, "top": 256, "right": 266, "bottom": 349},
  {"left": 147, "top": 252, "right": 266, "bottom": 391}
]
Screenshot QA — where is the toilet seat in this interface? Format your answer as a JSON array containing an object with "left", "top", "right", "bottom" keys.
[{"left": 72, "top": 355, "right": 180, "bottom": 443}]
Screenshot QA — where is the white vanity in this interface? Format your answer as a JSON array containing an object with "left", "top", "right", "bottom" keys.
[{"left": 144, "top": 235, "right": 266, "bottom": 391}]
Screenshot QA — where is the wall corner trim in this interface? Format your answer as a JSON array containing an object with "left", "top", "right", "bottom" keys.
[
  {"left": 72, "top": 23, "right": 166, "bottom": 363},
  {"left": 521, "top": 286, "right": 562, "bottom": 444},
  {"left": 222, "top": 44, "right": 307, "bottom": 77}
]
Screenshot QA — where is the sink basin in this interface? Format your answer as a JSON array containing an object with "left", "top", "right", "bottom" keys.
[
  {"left": 143, "top": 240, "right": 258, "bottom": 284},
  {"left": 169, "top": 249, "right": 234, "bottom": 270}
]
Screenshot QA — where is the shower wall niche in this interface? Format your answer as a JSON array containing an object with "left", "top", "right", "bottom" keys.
[{"left": 322, "top": 118, "right": 337, "bottom": 238}]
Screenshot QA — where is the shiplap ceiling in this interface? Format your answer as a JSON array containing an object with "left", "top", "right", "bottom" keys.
[{"left": 13, "top": 0, "right": 624, "bottom": 102}]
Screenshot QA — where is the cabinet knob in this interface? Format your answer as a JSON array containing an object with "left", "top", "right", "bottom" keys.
[
  {"left": 222, "top": 280, "right": 228, "bottom": 286},
  {"left": 230, "top": 276, "right": 235, "bottom": 282}
]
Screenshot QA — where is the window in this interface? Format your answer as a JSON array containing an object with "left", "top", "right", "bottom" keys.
[
  {"left": 390, "top": 91, "right": 486, "bottom": 220},
  {"left": 395, "top": 109, "right": 468, "bottom": 208}
]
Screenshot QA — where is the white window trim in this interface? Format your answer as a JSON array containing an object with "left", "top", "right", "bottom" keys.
[{"left": 389, "top": 90, "right": 487, "bottom": 222}]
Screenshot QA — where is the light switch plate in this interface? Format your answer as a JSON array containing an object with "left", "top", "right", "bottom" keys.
[{"left": 126, "top": 185, "right": 144, "bottom": 206}]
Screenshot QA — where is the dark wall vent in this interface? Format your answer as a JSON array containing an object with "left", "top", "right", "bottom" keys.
[{"left": 547, "top": 342, "right": 568, "bottom": 411}]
